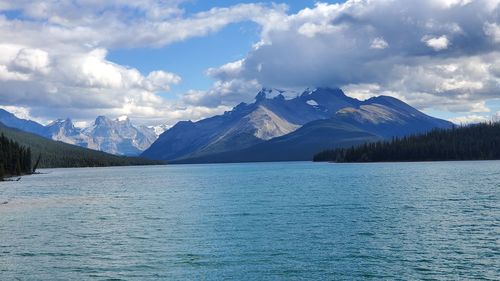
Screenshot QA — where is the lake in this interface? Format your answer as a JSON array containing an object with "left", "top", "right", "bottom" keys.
[{"left": 0, "top": 161, "right": 498, "bottom": 280}]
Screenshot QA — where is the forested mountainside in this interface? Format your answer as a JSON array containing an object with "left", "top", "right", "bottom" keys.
[{"left": 313, "top": 123, "right": 500, "bottom": 163}]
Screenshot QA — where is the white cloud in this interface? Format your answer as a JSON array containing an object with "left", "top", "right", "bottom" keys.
[
  {"left": 0, "top": 0, "right": 499, "bottom": 126},
  {"left": 10, "top": 48, "right": 50, "bottom": 74},
  {"left": 0, "top": 65, "right": 30, "bottom": 81},
  {"left": 484, "top": 22, "right": 500, "bottom": 43},
  {"left": 370, "top": 37, "right": 389, "bottom": 49},
  {"left": 298, "top": 22, "right": 338, "bottom": 37},
  {"left": 0, "top": 1, "right": 288, "bottom": 124},
  {"left": 145, "top": 71, "right": 181, "bottom": 92},
  {"left": 433, "top": 0, "right": 474, "bottom": 8},
  {"left": 422, "top": 35, "right": 450, "bottom": 51},
  {"left": 0, "top": 2, "right": 287, "bottom": 49},
  {"left": 0, "top": 45, "right": 184, "bottom": 123},
  {"left": 206, "top": 59, "right": 244, "bottom": 81},
  {"left": 0, "top": 105, "right": 33, "bottom": 120},
  {"left": 449, "top": 114, "right": 490, "bottom": 124},
  {"left": 198, "top": 0, "right": 500, "bottom": 114},
  {"left": 183, "top": 78, "right": 261, "bottom": 107}
]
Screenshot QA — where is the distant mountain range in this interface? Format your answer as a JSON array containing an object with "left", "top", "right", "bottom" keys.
[
  {"left": 0, "top": 87, "right": 454, "bottom": 162},
  {"left": 0, "top": 110, "right": 157, "bottom": 156},
  {"left": 142, "top": 88, "right": 453, "bottom": 163},
  {"left": 0, "top": 122, "right": 160, "bottom": 168}
]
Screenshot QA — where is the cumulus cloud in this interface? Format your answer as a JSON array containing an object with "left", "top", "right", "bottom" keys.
[
  {"left": 422, "top": 35, "right": 450, "bottom": 51},
  {"left": 448, "top": 111, "right": 500, "bottom": 124},
  {"left": 0, "top": 46, "right": 182, "bottom": 117},
  {"left": 197, "top": 0, "right": 500, "bottom": 114},
  {"left": 370, "top": 37, "right": 389, "bottom": 49},
  {"left": 0, "top": 1, "right": 287, "bottom": 124},
  {"left": 449, "top": 114, "right": 490, "bottom": 124},
  {"left": 183, "top": 78, "right": 261, "bottom": 107},
  {"left": 433, "top": 0, "right": 474, "bottom": 8},
  {"left": 484, "top": 22, "right": 500, "bottom": 43},
  {"left": 0, "top": 0, "right": 499, "bottom": 126},
  {"left": 0, "top": 1, "right": 287, "bottom": 49},
  {"left": 10, "top": 48, "right": 50, "bottom": 74}
]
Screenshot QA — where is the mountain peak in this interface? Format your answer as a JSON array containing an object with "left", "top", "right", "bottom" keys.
[
  {"left": 274, "top": 94, "right": 285, "bottom": 101},
  {"left": 255, "top": 88, "right": 288, "bottom": 102},
  {"left": 300, "top": 87, "right": 346, "bottom": 98},
  {"left": 143, "top": 87, "right": 453, "bottom": 162},
  {"left": 49, "top": 117, "right": 73, "bottom": 127},
  {"left": 57, "top": 117, "right": 72, "bottom": 123},
  {"left": 95, "top": 115, "right": 112, "bottom": 126},
  {"left": 255, "top": 89, "right": 268, "bottom": 102}
]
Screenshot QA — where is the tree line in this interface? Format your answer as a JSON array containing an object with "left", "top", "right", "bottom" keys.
[
  {"left": 0, "top": 133, "right": 32, "bottom": 179},
  {"left": 313, "top": 122, "right": 500, "bottom": 162}
]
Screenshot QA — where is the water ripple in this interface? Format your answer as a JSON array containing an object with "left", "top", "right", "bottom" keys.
[{"left": 0, "top": 161, "right": 498, "bottom": 280}]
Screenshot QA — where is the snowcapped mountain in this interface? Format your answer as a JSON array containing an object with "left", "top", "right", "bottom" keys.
[
  {"left": 150, "top": 124, "right": 170, "bottom": 137},
  {"left": 142, "top": 87, "right": 331, "bottom": 161},
  {"left": 1, "top": 87, "right": 454, "bottom": 161},
  {"left": 143, "top": 87, "right": 453, "bottom": 162},
  {"left": 45, "top": 118, "right": 92, "bottom": 148},
  {"left": 141, "top": 87, "right": 361, "bottom": 161},
  {"left": 0, "top": 110, "right": 159, "bottom": 156},
  {"left": 80, "top": 116, "right": 157, "bottom": 155}
]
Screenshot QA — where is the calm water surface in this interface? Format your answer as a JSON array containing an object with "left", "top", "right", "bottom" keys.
[{"left": 0, "top": 161, "right": 499, "bottom": 280}]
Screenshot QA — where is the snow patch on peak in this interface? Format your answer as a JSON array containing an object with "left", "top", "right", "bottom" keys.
[
  {"left": 255, "top": 88, "right": 299, "bottom": 101},
  {"left": 49, "top": 117, "right": 72, "bottom": 125},
  {"left": 301, "top": 88, "right": 315, "bottom": 97},
  {"left": 43, "top": 115, "right": 158, "bottom": 156},
  {"left": 149, "top": 124, "right": 170, "bottom": 137},
  {"left": 117, "top": 115, "right": 129, "bottom": 122},
  {"left": 306, "top": 100, "right": 319, "bottom": 106}
]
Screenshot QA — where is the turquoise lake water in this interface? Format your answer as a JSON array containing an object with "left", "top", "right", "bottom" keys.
[{"left": 0, "top": 161, "right": 498, "bottom": 280}]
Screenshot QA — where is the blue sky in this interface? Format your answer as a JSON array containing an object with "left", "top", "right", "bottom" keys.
[
  {"left": 107, "top": 0, "right": 339, "bottom": 98},
  {"left": 0, "top": 0, "right": 498, "bottom": 125},
  {"left": 107, "top": 21, "right": 260, "bottom": 98},
  {"left": 181, "top": 0, "right": 321, "bottom": 14}
]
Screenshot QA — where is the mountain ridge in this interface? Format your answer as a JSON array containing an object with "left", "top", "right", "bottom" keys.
[
  {"left": 0, "top": 122, "right": 161, "bottom": 168},
  {"left": 143, "top": 88, "right": 454, "bottom": 163},
  {"left": 0, "top": 110, "right": 157, "bottom": 156}
]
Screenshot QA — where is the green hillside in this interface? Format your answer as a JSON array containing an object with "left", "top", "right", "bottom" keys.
[
  {"left": 314, "top": 122, "right": 500, "bottom": 162},
  {"left": 0, "top": 122, "right": 162, "bottom": 168}
]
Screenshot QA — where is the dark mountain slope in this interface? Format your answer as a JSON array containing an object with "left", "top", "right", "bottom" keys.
[
  {"left": 142, "top": 88, "right": 361, "bottom": 161},
  {"left": 143, "top": 88, "right": 453, "bottom": 163},
  {"left": 173, "top": 98, "right": 453, "bottom": 163},
  {"left": 172, "top": 119, "right": 381, "bottom": 163},
  {"left": 0, "top": 109, "right": 47, "bottom": 136}
]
